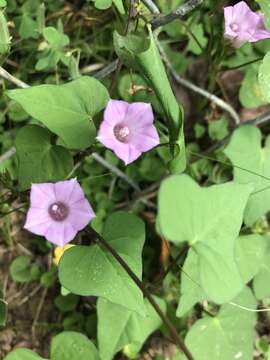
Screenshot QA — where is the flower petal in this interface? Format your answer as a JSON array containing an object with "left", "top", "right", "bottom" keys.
[
  {"left": 103, "top": 99, "right": 129, "bottom": 126},
  {"left": 132, "top": 126, "right": 160, "bottom": 153},
  {"left": 44, "top": 221, "right": 77, "bottom": 247},
  {"left": 97, "top": 120, "right": 115, "bottom": 146},
  {"left": 24, "top": 208, "right": 52, "bottom": 236},
  {"left": 112, "top": 143, "right": 141, "bottom": 165},
  {"left": 125, "top": 102, "right": 154, "bottom": 130},
  {"left": 30, "top": 183, "right": 56, "bottom": 209},
  {"left": 68, "top": 205, "right": 96, "bottom": 231}
]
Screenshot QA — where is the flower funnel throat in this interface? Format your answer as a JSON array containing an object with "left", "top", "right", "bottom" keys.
[
  {"left": 49, "top": 202, "right": 69, "bottom": 221},
  {"left": 97, "top": 100, "right": 160, "bottom": 165},
  {"left": 113, "top": 124, "right": 130, "bottom": 143},
  {"left": 24, "top": 179, "right": 95, "bottom": 247}
]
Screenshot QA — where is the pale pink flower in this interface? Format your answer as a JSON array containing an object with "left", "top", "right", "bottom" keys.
[
  {"left": 224, "top": 1, "right": 270, "bottom": 48},
  {"left": 24, "top": 179, "right": 95, "bottom": 247},
  {"left": 97, "top": 100, "right": 160, "bottom": 165}
]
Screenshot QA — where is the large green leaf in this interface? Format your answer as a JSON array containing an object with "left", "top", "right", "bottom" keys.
[
  {"left": 7, "top": 76, "right": 109, "bottom": 150},
  {"left": 253, "top": 236, "right": 270, "bottom": 300},
  {"left": 235, "top": 234, "right": 267, "bottom": 284},
  {"left": 15, "top": 125, "right": 73, "bottom": 190},
  {"left": 239, "top": 66, "right": 266, "bottom": 109},
  {"left": 181, "top": 287, "right": 257, "bottom": 360},
  {"left": 177, "top": 234, "right": 267, "bottom": 316},
  {"left": 4, "top": 349, "right": 46, "bottom": 360},
  {"left": 158, "top": 175, "right": 253, "bottom": 303},
  {"left": 51, "top": 331, "right": 99, "bottom": 360},
  {"left": 224, "top": 125, "right": 270, "bottom": 225},
  {"left": 177, "top": 248, "right": 207, "bottom": 317},
  {"left": 259, "top": 52, "right": 270, "bottom": 102},
  {"left": 59, "top": 212, "right": 145, "bottom": 314},
  {"left": 0, "top": 10, "right": 10, "bottom": 54},
  {"left": 97, "top": 296, "right": 166, "bottom": 360},
  {"left": 257, "top": 0, "right": 270, "bottom": 30},
  {"left": 114, "top": 30, "right": 185, "bottom": 173}
]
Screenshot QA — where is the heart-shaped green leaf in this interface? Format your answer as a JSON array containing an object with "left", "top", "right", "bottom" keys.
[
  {"left": 8, "top": 76, "right": 109, "bottom": 150},
  {"left": 15, "top": 125, "right": 73, "bottom": 190},
  {"left": 51, "top": 331, "right": 99, "bottom": 360},
  {"left": 180, "top": 287, "right": 257, "bottom": 360},
  {"left": 224, "top": 125, "right": 270, "bottom": 225},
  {"left": 4, "top": 349, "right": 46, "bottom": 360},
  {"left": 158, "top": 174, "right": 253, "bottom": 303},
  {"left": 97, "top": 296, "right": 166, "bottom": 360},
  {"left": 59, "top": 212, "right": 145, "bottom": 314}
]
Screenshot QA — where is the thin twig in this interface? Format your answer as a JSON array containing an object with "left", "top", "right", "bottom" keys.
[
  {"left": 0, "top": 146, "right": 16, "bottom": 163},
  {"left": 88, "top": 227, "right": 194, "bottom": 360},
  {"left": 31, "top": 287, "right": 48, "bottom": 341},
  {"left": 151, "top": 0, "right": 204, "bottom": 29},
  {"left": 93, "top": 59, "right": 119, "bottom": 80},
  {"left": 0, "top": 146, "right": 142, "bottom": 194},
  {"left": 157, "top": 246, "right": 189, "bottom": 284},
  {"left": 0, "top": 66, "right": 29, "bottom": 88},
  {"left": 141, "top": 0, "right": 160, "bottom": 14},
  {"left": 203, "top": 110, "right": 270, "bottom": 155},
  {"left": 17, "top": 284, "right": 42, "bottom": 307},
  {"left": 92, "top": 152, "right": 141, "bottom": 193},
  {"left": 157, "top": 42, "right": 240, "bottom": 125}
]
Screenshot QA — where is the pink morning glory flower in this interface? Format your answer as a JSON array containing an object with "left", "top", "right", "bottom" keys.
[
  {"left": 97, "top": 100, "right": 160, "bottom": 165},
  {"left": 24, "top": 179, "right": 95, "bottom": 247},
  {"left": 224, "top": 1, "right": 270, "bottom": 48}
]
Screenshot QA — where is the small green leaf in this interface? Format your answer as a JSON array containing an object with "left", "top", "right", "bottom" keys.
[
  {"left": 0, "top": 0, "right": 7, "bottom": 7},
  {"left": 51, "top": 331, "right": 99, "bottom": 360},
  {"left": 208, "top": 118, "right": 229, "bottom": 141},
  {"left": 186, "top": 24, "right": 207, "bottom": 55},
  {"left": 54, "top": 294, "right": 79, "bottom": 312},
  {"left": 40, "top": 266, "right": 57, "bottom": 288},
  {"left": 182, "top": 287, "right": 257, "bottom": 360},
  {"left": 4, "top": 349, "right": 45, "bottom": 360},
  {"left": 10, "top": 256, "right": 34, "bottom": 283},
  {"left": 59, "top": 212, "right": 145, "bottom": 314},
  {"left": 158, "top": 175, "right": 253, "bottom": 303},
  {"left": 15, "top": 125, "right": 73, "bottom": 190},
  {"left": 97, "top": 297, "right": 166, "bottom": 360},
  {"left": 18, "top": 14, "right": 39, "bottom": 39},
  {"left": 94, "top": 0, "right": 112, "bottom": 10},
  {"left": 43, "top": 26, "right": 69, "bottom": 49},
  {"left": 8, "top": 101, "right": 28, "bottom": 122},
  {"left": 224, "top": 125, "right": 270, "bottom": 226},
  {"left": 240, "top": 67, "right": 266, "bottom": 108},
  {"left": 7, "top": 76, "right": 109, "bottom": 150}
]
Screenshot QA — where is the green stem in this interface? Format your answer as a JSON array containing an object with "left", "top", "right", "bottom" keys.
[{"left": 87, "top": 228, "right": 194, "bottom": 360}]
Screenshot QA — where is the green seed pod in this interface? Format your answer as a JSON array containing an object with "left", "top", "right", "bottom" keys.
[{"left": 0, "top": 10, "right": 10, "bottom": 54}]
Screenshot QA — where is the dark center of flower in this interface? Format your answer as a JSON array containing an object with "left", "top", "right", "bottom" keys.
[
  {"left": 113, "top": 124, "right": 130, "bottom": 143},
  {"left": 230, "top": 23, "right": 239, "bottom": 32},
  {"left": 48, "top": 202, "right": 69, "bottom": 221}
]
